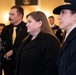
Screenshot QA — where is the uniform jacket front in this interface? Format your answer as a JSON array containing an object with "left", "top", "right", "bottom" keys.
[{"left": 57, "top": 27, "right": 76, "bottom": 75}]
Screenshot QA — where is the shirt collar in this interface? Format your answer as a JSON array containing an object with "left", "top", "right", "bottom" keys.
[
  {"left": 50, "top": 24, "right": 55, "bottom": 28},
  {"left": 64, "top": 24, "right": 76, "bottom": 41}
]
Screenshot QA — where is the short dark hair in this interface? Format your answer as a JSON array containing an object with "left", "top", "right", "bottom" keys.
[
  {"left": 48, "top": 16, "right": 54, "bottom": 19},
  {"left": 0, "top": 23, "right": 5, "bottom": 26},
  {"left": 11, "top": 5, "right": 24, "bottom": 18}
]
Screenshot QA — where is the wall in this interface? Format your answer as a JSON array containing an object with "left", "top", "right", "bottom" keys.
[
  {"left": 38, "top": 0, "right": 64, "bottom": 25},
  {"left": 0, "top": 0, "right": 15, "bottom": 25},
  {"left": 0, "top": 0, "right": 63, "bottom": 25}
]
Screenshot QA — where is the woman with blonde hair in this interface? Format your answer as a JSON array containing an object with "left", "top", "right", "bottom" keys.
[{"left": 15, "top": 11, "right": 60, "bottom": 75}]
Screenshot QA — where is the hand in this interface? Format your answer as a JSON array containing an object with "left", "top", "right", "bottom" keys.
[{"left": 4, "top": 50, "right": 13, "bottom": 60}]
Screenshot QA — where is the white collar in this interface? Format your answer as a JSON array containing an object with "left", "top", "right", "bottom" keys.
[
  {"left": 50, "top": 24, "right": 55, "bottom": 28},
  {"left": 64, "top": 24, "right": 76, "bottom": 41}
]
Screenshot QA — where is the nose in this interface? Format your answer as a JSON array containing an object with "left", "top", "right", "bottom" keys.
[{"left": 26, "top": 23, "right": 28, "bottom": 27}]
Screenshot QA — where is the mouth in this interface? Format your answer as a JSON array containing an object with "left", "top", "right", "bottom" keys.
[{"left": 9, "top": 18, "right": 12, "bottom": 21}]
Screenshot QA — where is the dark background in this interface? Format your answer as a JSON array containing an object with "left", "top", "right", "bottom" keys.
[{"left": 15, "top": 0, "right": 38, "bottom": 6}]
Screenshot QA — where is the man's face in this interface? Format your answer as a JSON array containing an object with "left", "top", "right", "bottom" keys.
[
  {"left": 48, "top": 18, "right": 54, "bottom": 25},
  {"left": 9, "top": 8, "right": 22, "bottom": 25}
]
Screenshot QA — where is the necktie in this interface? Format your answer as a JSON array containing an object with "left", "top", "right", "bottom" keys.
[{"left": 12, "top": 27, "right": 17, "bottom": 44}]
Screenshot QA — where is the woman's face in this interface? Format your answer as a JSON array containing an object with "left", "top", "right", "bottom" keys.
[
  {"left": 26, "top": 16, "right": 41, "bottom": 35},
  {"left": 58, "top": 9, "right": 75, "bottom": 31}
]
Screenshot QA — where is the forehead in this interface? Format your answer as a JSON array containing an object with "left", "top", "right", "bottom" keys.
[
  {"left": 27, "top": 16, "right": 37, "bottom": 22},
  {"left": 10, "top": 8, "right": 17, "bottom": 13},
  {"left": 60, "top": 9, "right": 72, "bottom": 13},
  {"left": 49, "top": 18, "right": 54, "bottom": 21},
  {"left": 49, "top": 17, "right": 54, "bottom": 19},
  {"left": 27, "top": 16, "right": 34, "bottom": 20}
]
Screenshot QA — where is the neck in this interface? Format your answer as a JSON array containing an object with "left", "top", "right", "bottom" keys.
[
  {"left": 13, "top": 20, "right": 22, "bottom": 26},
  {"left": 31, "top": 31, "right": 40, "bottom": 40}
]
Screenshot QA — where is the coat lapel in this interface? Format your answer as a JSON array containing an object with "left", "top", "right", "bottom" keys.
[
  {"left": 22, "top": 32, "right": 45, "bottom": 50},
  {"left": 57, "top": 40, "right": 68, "bottom": 66},
  {"left": 16, "top": 35, "right": 32, "bottom": 70},
  {"left": 14, "top": 27, "right": 22, "bottom": 44},
  {"left": 14, "top": 22, "right": 26, "bottom": 44},
  {"left": 22, "top": 38, "right": 37, "bottom": 50},
  {"left": 16, "top": 28, "right": 22, "bottom": 38},
  {"left": 9, "top": 25, "right": 13, "bottom": 43}
]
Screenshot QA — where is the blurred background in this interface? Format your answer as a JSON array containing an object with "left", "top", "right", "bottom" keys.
[{"left": 0, "top": 0, "right": 64, "bottom": 25}]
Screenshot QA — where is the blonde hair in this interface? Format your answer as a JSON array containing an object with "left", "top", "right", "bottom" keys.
[{"left": 26, "top": 11, "right": 55, "bottom": 37}]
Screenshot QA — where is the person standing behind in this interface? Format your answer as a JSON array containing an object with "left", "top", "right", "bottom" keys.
[
  {"left": 53, "top": 0, "right": 76, "bottom": 75},
  {"left": 0, "top": 23, "right": 5, "bottom": 37},
  {"left": 1, "top": 6, "right": 28, "bottom": 75},
  {"left": 48, "top": 16, "right": 64, "bottom": 44},
  {"left": 15, "top": 11, "right": 60, "bottom": 75},
  {"left": 0, "top": 23, "right": 5, "bottom": 75}
]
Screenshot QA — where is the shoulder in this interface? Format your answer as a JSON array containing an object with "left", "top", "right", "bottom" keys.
[
  {"left": 37, "top": 33, "right": 60, "bottom": 52},
  {"left": 20, "top": 21, "right": 27, "bottom": 28},
  {"left": 4, "top": 24, "right": 13, "bottom": 28},
  {"left": 45, "top": 33, "right": 59, "bottom": 44},
  {"left": 42, "top": 33, "right": 57, "bottom": 40},
  {"left": 37, "top": 32, "right": 59, "bottom": 44},
  {"left": 22, "top": 21, "right": 26, "bottom": 24},
  {"left": 3, "top": 24, "right": 12, "bottom": 31},
  {"left": 21, "top": 21, "right": 26, "bottom": 26}
]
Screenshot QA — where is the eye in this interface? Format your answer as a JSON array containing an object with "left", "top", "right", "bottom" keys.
[
  {"left": 9, "top": 13, "right": 15, "bottom": 16},
  {"left": 29, "top": 20, "right": 31, "bottom": 23},
  {"left": 61, "top": 10, "right": 65, "bottom": 14},
  {"left": 27, "top": 20, "right": 32, "bottom": 23}
]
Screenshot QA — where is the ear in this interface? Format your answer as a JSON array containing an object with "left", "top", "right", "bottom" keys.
[
  {"left": 38, "top": 20, "right": 42, "bottom": 26},
  {"left": 19, "top": 14, "right": 22, "bottom": 18},
  {"left": 73, "top": 13, "right": 76, "bottom": 21}
]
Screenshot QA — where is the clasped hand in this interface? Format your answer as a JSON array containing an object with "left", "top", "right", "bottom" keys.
[{"left": 4, "top": 50, "right": 13, "bottom": 60}]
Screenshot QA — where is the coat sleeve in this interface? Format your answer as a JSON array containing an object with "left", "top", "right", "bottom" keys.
[{"left": 1, "top": 26, "right": 13, "bottom": 53}]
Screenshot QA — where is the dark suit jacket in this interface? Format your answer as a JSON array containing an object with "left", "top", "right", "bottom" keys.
[
  {"left": 57, "top": 27, "right": 76, "bottom": 75},
  {"left": 15, "top": 32, "right": 60, "bottom": 75},
  {"left": 1, "top": 21, "right": 28, "bottom": 54},
  {"left": 1, "top": 21, "right": 28, "bottom": 71}
]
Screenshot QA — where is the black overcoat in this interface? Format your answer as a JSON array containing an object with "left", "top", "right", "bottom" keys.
[{"left": 16, "top": 32, "right": 60, "bottom": 75}]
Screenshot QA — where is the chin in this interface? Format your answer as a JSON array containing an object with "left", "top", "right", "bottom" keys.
[
  {"left": 27, "top": 30, "right": 30, "bottom": 33},
  {"left": 60, "top": 26, "right": 65, "bottom": 30},
  {"left": 59, "top": 25, "right": 63, "bottom": 29}
]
